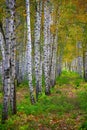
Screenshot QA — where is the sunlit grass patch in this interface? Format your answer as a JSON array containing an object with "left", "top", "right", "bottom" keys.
[
  {"left": 56, "top": 70, "right": 84, "bottom": 88},
  {"left": 17, "top": 90, "right": 75, "bottom": 118},
  {"left": 0, "top": 70, "right": 87, "bottom": 130},
  {"left": 77, "top": 90, "right": 87, "bottom": 113},
  {"left": 56, "top": 76, "right": 69, "bottom": 86}
]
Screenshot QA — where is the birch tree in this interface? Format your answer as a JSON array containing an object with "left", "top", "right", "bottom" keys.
[
  {"left": 25, "top": 0, "right": 35, "bottom": 104},
  {"left": 0, "top": 27, "right": 5, "bottom": 85},
  {"left": 44, "top": 0, "right": 51, "bottom": 95},
  {"left": 2, "top": 0, "right": 16, "bottom": 123},
  {"left": 76, "top": 42, "right": 83, "bottom": 77},
  {"left": 83, "top": 43, "right": 87, "bottom": 81},
  {"left": 50, "top": 33, "right": 58, "bottom": 87},
  {"left": 1, "top": 18, "right": 11, "bottom": 122},
  {"left": 10, "top": 1, "right": 16, "bottom": 114},
  {"left": 34, "top": 0, "right": 42, "bottom": 100}
]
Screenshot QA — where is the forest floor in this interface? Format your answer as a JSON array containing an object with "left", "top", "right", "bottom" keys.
[{"left": 0, "top": 71, "right": 87, "bottom": 130}]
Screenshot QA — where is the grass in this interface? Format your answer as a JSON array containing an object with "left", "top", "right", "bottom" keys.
[
  {"left": 0, "top": 71, "right": 87, "bottom": 129},
  {"left": 77, "top": 91, "right": 87, "bottom": 113},
  {"left": 17, "top": 93, "right": 74, "bottom": 116},
  {"left": 56, "top": 70, "right": 84, "bottom": 89}
]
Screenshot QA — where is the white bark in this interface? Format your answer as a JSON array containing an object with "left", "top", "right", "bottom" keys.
[
  {"left": 0, "top": 33, "right": 5, "bottom": 62},
  {"left": 34, "top": 0, "right": 42, "bottom": 100},
  {"left": 83, "top": 45, "right": 87, "bottom": 81},
  {"left": 2, "top": 18, "right": 11, "bottom": 122},
  {"left": 2, "top": 0, "right": 16, "bottom": 122},
  {"left": 50, "top": 33, "right": 57, "bottom": 87},
  {"left": 26, "top": 0, "right": 35, "bottom": 103},
  {"left": 0, "top": 32, "right": 5, "bottom": 88},
  {"left": 44, "top": 1, "right": 51, "bottom": 95}
]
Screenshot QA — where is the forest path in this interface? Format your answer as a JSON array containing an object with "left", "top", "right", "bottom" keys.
[
  {"left": 0, "top": 71, "right": 87, "bottom": 130},
  {"left": 15, "top": 71, "right": 86, "bottom": 130}
]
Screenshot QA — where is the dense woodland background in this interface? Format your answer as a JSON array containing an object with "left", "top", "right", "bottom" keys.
[{"left": 0, "top": 0, "right": 87, "bottom": 129}]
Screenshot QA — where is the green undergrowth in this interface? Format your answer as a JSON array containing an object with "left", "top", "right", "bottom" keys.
[
  {"left": 76, "top": 83, "right": 87, "bottom": 129},
  {"left": 18, "top": 81, "right": 28, "bottom": 89},
  {"left": 77, "top": 91, "right": 87, "bottom": 112},
  {"left": 56, "top": 70, "right": 84, "bottom": 88},
  {"left": 0, "top": 71, "right": 87, "bottom": 129},
  {"left": 0, "top": 93, "right": 75, "bottom": 130},
  {"left": 17, "top": 93, "right": 74, "bottom": 116},
  {"left": 17, "top": 74, "right": 45, "bottom": 90}
]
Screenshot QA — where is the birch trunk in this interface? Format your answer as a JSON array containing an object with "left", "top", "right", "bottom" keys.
[
  {"left": 2, "top": 18, "right": 11, "bottom": 122},
  {"left": 0, "top": 31, "right": 5, "bottom": 93},
  {"left": 34, "top": 0, "right": 42, "bottom": 100},
  {"left": 57, "top": 55, "right": 62, "bottom": 76},
  {"left": 50, "top": 34, "right": 57, "bottom": 87},
  {"left": 2, "top": 0, "right": 16, "bottom": 122},
  {"left": 25, "top": 0, "right": 35, "bottom": 104},
  {"left": 77, "top": 56, "right": 83, "bottom": 77},
  {"left": 44, "top": 0, "right": 51, "bottom": 95},
  {"left": 83, "top": 43, "right": 87, "bottom": 81},
  {"left": 10, "top": 6, "right": 16, "bottom": 115},
  {"left": 77, "top": 42, "right": 83, "bottom": 77},
  {"left": 47, "top": 7, "right": 51, "bottom": 88}
]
